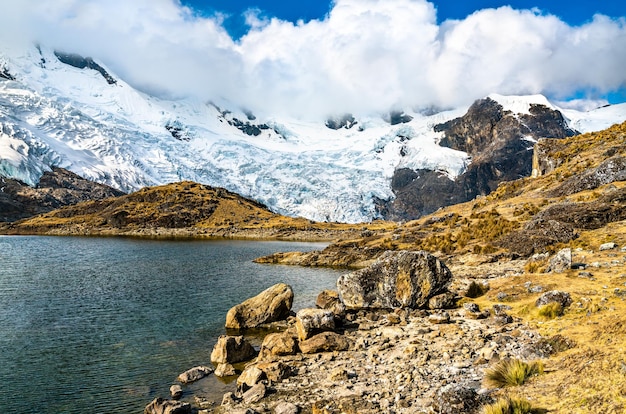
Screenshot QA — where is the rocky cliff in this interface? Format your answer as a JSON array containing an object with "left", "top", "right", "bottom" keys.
[
  {"left": 379, "top": 98, "right": 578, "bottom": 220},
  {"left": 0, "top": 167, "right": 124, "bottom": 222}
]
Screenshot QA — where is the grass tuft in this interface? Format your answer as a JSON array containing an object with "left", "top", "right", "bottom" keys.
[
  {"left": 537, "top": 302, "right": 564, "bottom": 319},
  {"left": 466, "top": 281, "right": 490, "bottom": 298},
  {"left": 483, "top": 397, "right": 538, "bottom": 414},
  {"left": 484, "top": 358, "right": 544, "bottom": 388}
]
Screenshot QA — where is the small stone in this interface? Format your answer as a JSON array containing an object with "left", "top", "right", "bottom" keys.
[
  {"left": 316, "top": 290, "right": 346, "bottom": 319},
  {"left": 274, "top": 401, "right": 300, "bottom": 414},
  {"left": 547, "top": 248, "right": 572, "bottom": 273},
  {"left": 221, "top": 392, "right": 240, "bottom": 406},
  {"left": 600, "top": 242, "right": 617, "bottom": 251},
  {"left": 428, "top": 312, "right": 451, "bottom": 324},
  {"left": 328, "top": 367, "right": 349, "bottom": 382},
  {"left": 170, "top": 384, "right": 183, "bottom": 400},
  {"left": 177, "top": 366, "right": 213, "bottom": 384},
  {"left": 255, "top": 361, "right": 292, "bottom": 382},
  {"left": 214, "top": 363, "right": 237, "bottom": 377}
]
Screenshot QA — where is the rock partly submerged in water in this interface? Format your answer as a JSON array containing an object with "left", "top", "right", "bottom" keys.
[
  {"left": 211, "top": 335, "right": 257, "bottom": 364},
  {"left": 144, "top": 397, "right": 191, "bottom": 414},
  {"left": 225, "top": 283, "right": 294, "bottom": 329},
  {"left": 337, "top": 250, "right": 453, "bottom": 310},
  {"left": 176, "top": 366, "right": 213, "bottom": 384}
]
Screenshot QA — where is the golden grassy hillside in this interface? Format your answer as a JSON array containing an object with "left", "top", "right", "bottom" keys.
[{"left": 0, "top": 180, "right": 390, "bottom": 240}]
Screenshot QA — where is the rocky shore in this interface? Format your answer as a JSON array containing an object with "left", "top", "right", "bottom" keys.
[{"left": 144, "top": 250, "right": 559, "bottom": 414}]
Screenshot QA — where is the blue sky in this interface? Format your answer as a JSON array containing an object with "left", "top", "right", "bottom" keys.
[{"left": 183, "top": 0, "right": 625, "bottom": 39}]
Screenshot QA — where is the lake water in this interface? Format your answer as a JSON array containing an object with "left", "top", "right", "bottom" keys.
[{"left": 0, "top": 236, "right": 345, "bottom": 413}]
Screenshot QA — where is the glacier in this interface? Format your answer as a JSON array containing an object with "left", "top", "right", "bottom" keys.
[{"left": 1, "top": 45, "right": 625, "bottom": 223}]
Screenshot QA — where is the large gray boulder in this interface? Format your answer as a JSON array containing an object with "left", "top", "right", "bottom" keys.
[
  {"left": 225, "top": 283, "right": 294, "bottom": 329},
  {"left": 337, "top": 250, "right": 452, "bottom": 309}
]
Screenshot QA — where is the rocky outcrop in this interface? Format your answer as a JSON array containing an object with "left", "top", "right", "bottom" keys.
[
  {"left": 0, "top": 167, "right": 124, "bottom": 222},
  {"left": 549, "top": 155, "right": 626, "bottom": 197},
  {"left": 225, "top": 283, "right": 294, "bottom": 329},
  {"left": 325, "top": 114, "right": 357, "bottom": 130},
  {"left": 536, "top": 291, "right": 572, "bottom": 308},
  {"left": 144, "top": 397, "right": 191, "bottom": 414},
  {"left": 379, "top": 98, "right": 578, "bottom": 220},
  {"left": 337, "top": 250, "right": 452, "bottom": 309},
  {"left": 210, "top": 335, "right": 256, "bottom": 364},
  {"left": 54, "top": 51, "right": 117, "bottom": 85}
]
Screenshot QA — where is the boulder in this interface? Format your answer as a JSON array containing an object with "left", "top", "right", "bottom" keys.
[
  {"left": 144, "top": 397, "right": 191, "bottom": 414},
  {"left": 546, "top": 248, "right": 572, "bottom": 273},
  {"left": 299, "top": 332, "right": 351, "bottom": 354},
  {"left": 210, "top": 335, "right": 256, "bottom": 364},
  {"left": 428, "top": 292, "right": 458, "bottom": 310},
  {"left": 169, "top": 384, "right": 183, "bottom": 400},
  {"left": 258, "top": 332, "right": 299, "bottom": 361},
  {"left": 536, "top": 290, "right": 573, "bottom": 308},
  {"left": 243, "top": 383, "right": 267, "bottom": 405},
  {"left": 214, "top": 363, "right": 237, "bottom": 377},
  {"left": 237, "top": 366, "right": 265, "bottom": 389},
  {"left": 225, "top": 283, "right": 294, "bottom": 329},
  {"left": 255, "top": 361, "right": 293, "bottom": 382},
  {"left": 337, "top": 250, "right": 452, "bottom": 309},
  {"left": 316, "top": 290, "right": 346, "bottom": 318},
  {"left": 295, "top": 308, "right": 336, "bottom": 341},
  {"left": 176, "top": 366, "right": 213, "bottom": 384}
]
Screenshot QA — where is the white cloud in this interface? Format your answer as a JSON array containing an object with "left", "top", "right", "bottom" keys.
[{"left": 1, "top": 0, "right": 625, "bottom": 118}]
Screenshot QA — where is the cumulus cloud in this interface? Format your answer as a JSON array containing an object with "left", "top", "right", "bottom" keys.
[{"left": 0, "top": 0, "right": 625, "bottom": 118}]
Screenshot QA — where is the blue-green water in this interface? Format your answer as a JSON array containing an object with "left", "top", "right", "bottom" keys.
[{"left": 0, "top": 236, "right": 344, "bottom": 413}]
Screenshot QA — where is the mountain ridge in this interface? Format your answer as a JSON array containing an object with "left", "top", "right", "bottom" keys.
[{"left": 1, "top": 45, "right": 625, "bottom": 222}]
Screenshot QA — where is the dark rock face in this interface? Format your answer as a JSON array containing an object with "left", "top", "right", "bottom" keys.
[
  {"left": 497, "top": 187, "right": 626, "bottom": 256},
  {"left": 228, "top": 117, "right": 271, "bottom": 136},
  {"left": 0, "top": 65, "right": 15, "bottom": 81},
  {"left": 549, "top": 155, "right": 626, "bottom": 197},
  {"left": 0, "top": 168, "right": 124, "bottom": 222},
  {"left": 380, "top": 98, "right": 578, "bottom": 221},
  {"left": 325, "top": 114, "right": 357, "bottom": 130},
  {"left": 54, "top": 51, "right": 117, "bottom": 85},
  {"left": 165, "top": 121, "right": 191, "bottom": 141},
  {"left": 385, "top": 111, "right": 413, "bottom": 125}
]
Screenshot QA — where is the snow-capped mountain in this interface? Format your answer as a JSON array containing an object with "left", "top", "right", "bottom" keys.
[{"left": 1, "top": 45, "right": 625, "bottom": 223}]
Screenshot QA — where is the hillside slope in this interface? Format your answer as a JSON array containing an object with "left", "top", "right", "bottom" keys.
[
  {"left": 255, "top": 121, "right": 626, "bottom": 413},
  {"left": 0, "top": 181, "right": 390, "bottom": 240}
]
